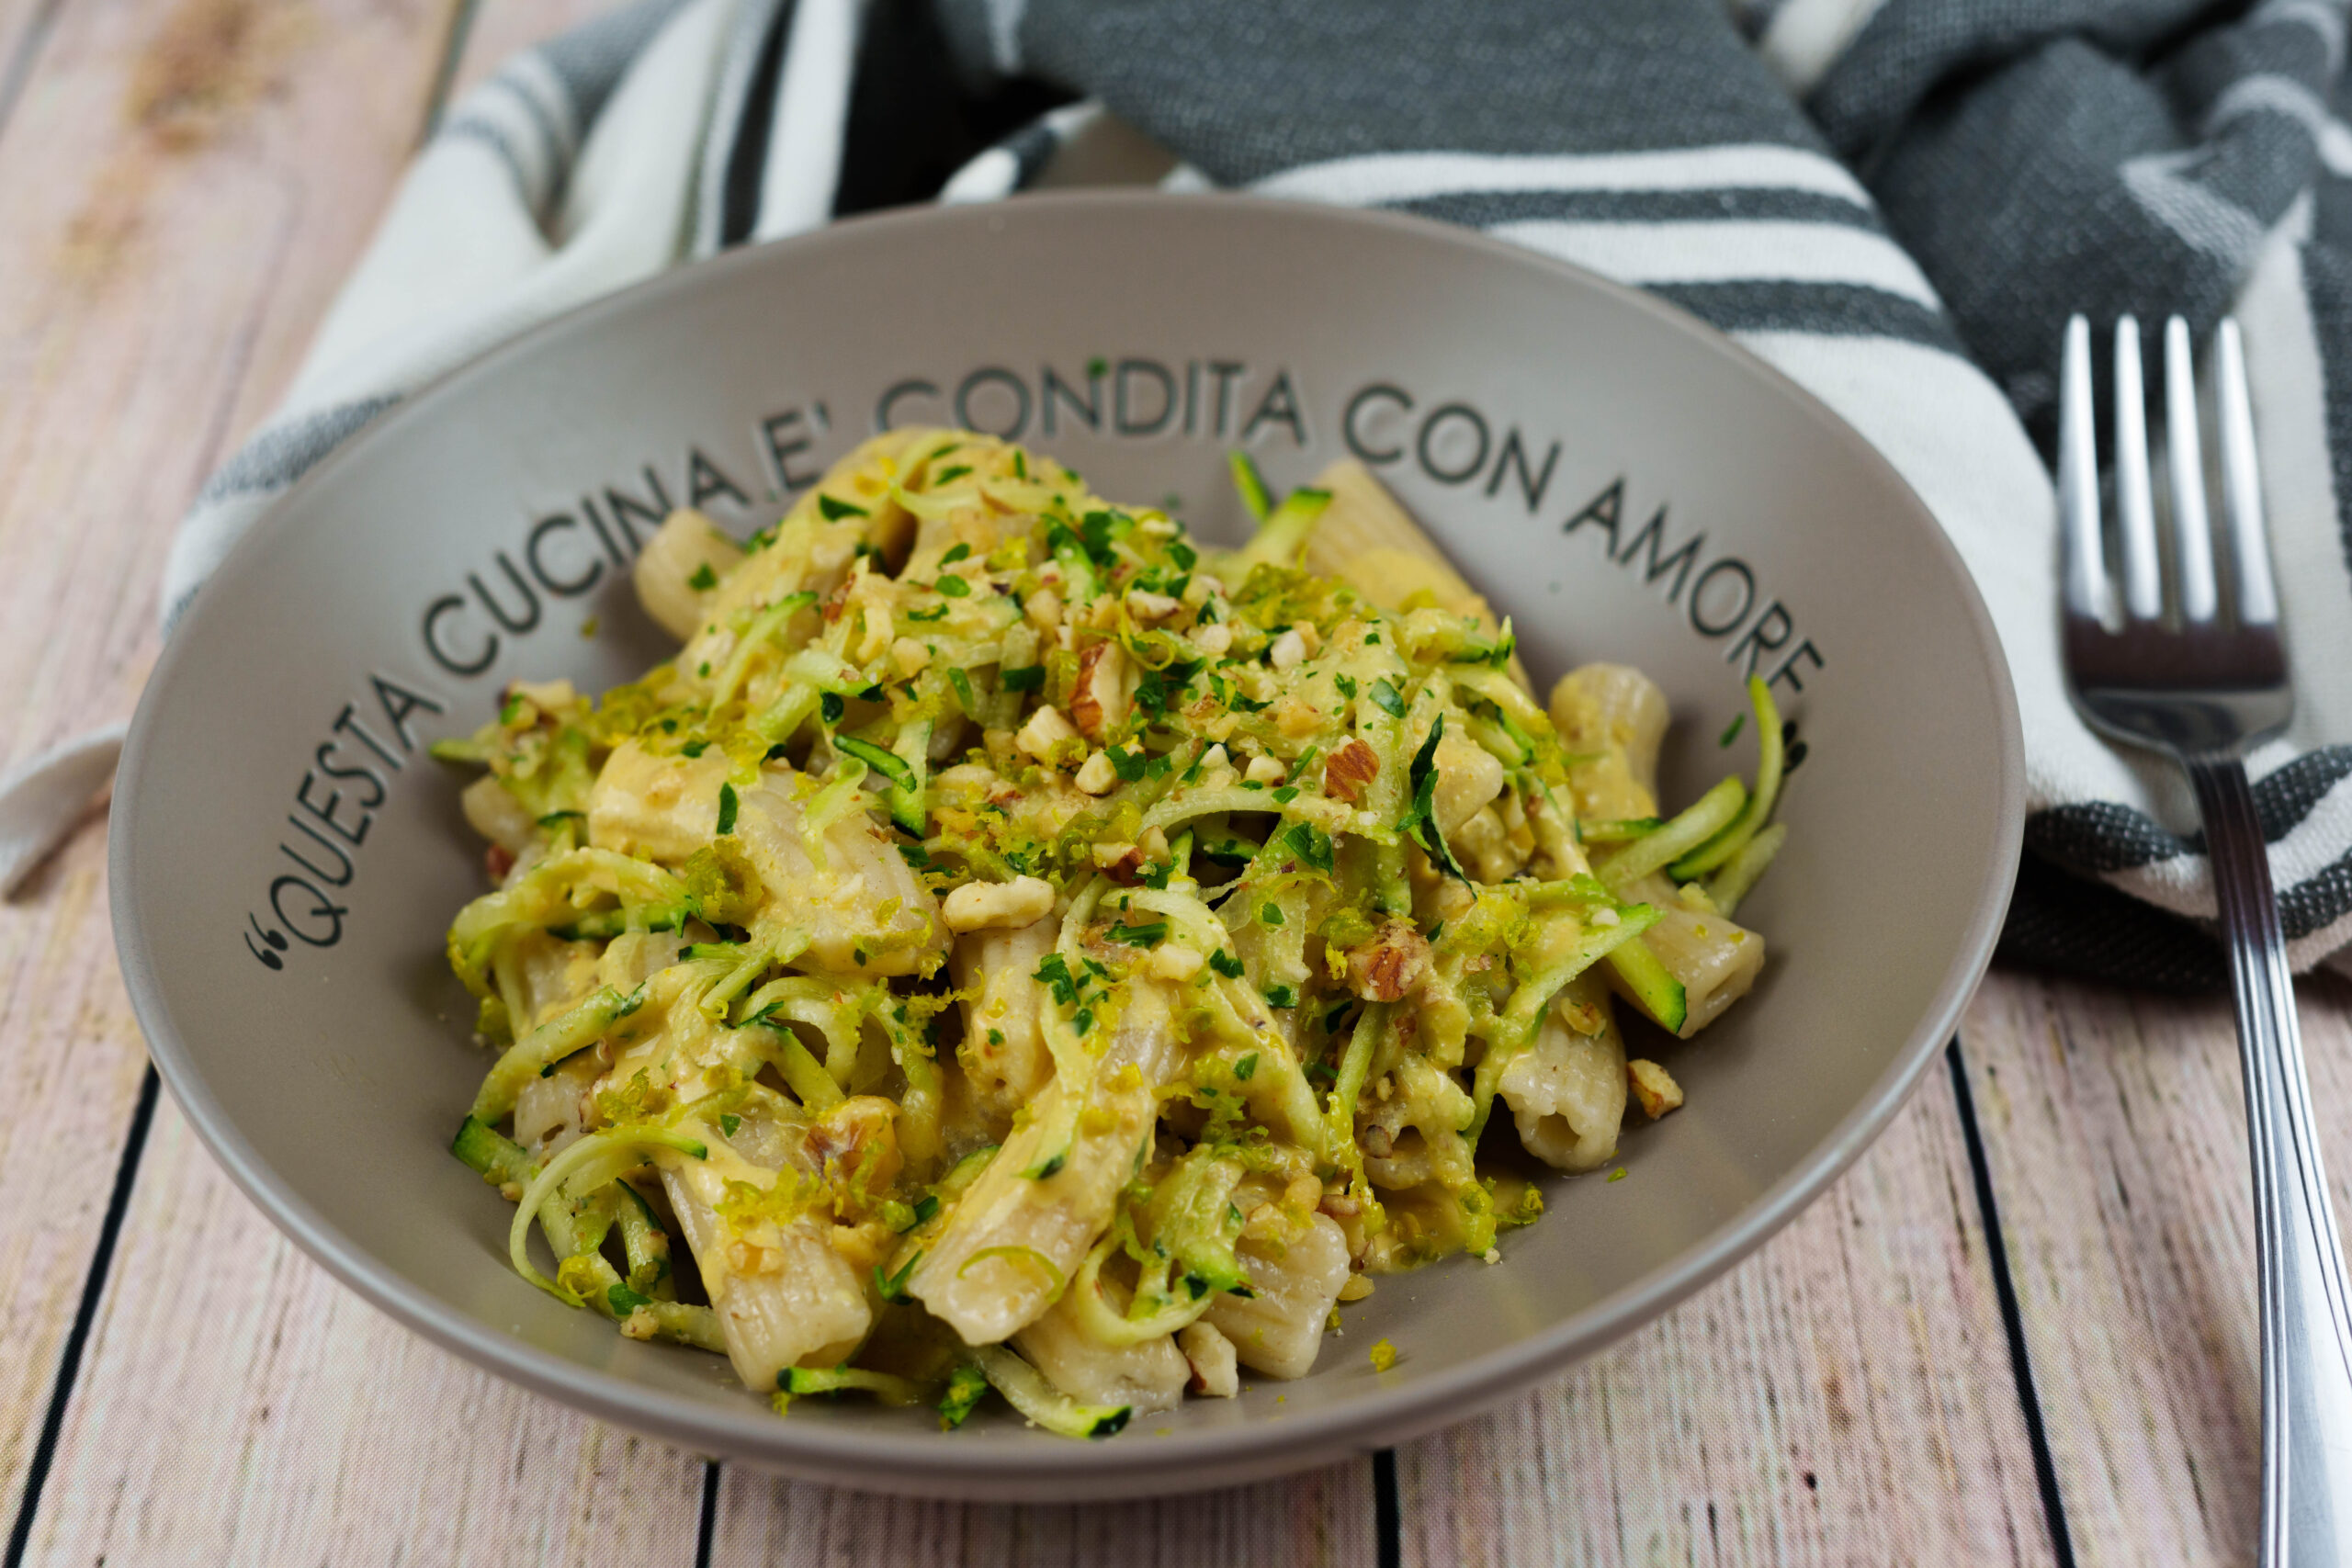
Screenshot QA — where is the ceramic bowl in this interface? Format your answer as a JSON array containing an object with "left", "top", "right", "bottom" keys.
[{"left": 111, "top": 193, "right": 2022, "bottom": 1498}]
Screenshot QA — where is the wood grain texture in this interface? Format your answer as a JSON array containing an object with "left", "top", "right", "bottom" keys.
[
  {"left": 1, "top": 0, "right": 2335, "bottom": 1561},
  {"left": 0, "top": 0, "right": 456, "bottom": 1518},
  {"left": 1395, "top": 1060, "right": 2059, "bottom": 1568},
  {"left": 19, "top": 1099, "right": 712, "bottom": 1566},
  {"left": 0, "top": 833, "right": 146, "bottom": 1506},
  {"left": 707, "top": 1460, "right": 1378, "bottom": 1566},
  {"left": 1960, "top": 968, "right": 2352, "bottom": 1567}
]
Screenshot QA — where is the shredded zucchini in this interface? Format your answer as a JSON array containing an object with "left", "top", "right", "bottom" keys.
[{"left": 429, "top": 430, "right": 1788, "bottom": 1437}]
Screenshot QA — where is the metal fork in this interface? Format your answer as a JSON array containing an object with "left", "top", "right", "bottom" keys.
[{"left": 2060, "top": 313, "right": 2352, "bottom": 1565}]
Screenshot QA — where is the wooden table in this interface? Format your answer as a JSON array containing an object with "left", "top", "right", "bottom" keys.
[{"left": 4, "top": 0, "right": 2348, "bottom": 1561}]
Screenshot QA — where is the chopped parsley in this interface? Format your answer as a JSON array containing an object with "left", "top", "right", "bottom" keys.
[
  {"left": 818, "top": 494, "right": 867, "bottom": 521},
  {"left": 820, "top": 691, "right": 845, "bottom": 724},
  {"left": 1402, "top": 715, "right": 1469, "bottom": 881},
  {"left": 1207, "top": 950, "right": 1245, "bottom": 978},
  {"left": 935, "top": 574, "right": 971, "bottom": 598},
  {"left": 1369, "top": 678, "right": 1407, "bottom": 719},
  {"left": 716, "top": 783, "right": 739, "bottom": 836},
  {"left": 874, "top": 1252, "right": 921, "bottom": 1302},
  {"left": 1264, "top": 985, "right": 1296, "bottom": 1009},
  {"left": 1283, "top": 821, "right": 1334, "bottom": 873},
  {"left": 1001, "top": 665, "right": 1045, "bottom": 693},
  {"left": 1233, "top": 1053, "right": 1259, "bottom": 1081},
  {"left": 687, "top": 563, "right": 718, "bottom": 592}
]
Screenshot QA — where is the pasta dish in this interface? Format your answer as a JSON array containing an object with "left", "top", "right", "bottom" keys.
[{"left": 433, "top": 430, "right": 1788, "bottom": 1436}]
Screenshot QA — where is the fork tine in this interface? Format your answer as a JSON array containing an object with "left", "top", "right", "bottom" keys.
[
  {"left": 2059, "top": 314, "right": 2109, "bottom": 621},
  {"left": 2164, "top": 317, "right": 2220, "bottom": 623},
  {"left": 2214, "top": 318, "right": 2281, "bottom": 626},
  {"left": 2112, "top": 316, "right": 2163, "bottom": 620}
]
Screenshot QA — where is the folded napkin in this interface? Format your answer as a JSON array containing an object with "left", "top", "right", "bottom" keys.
[{"left": 7, "top": 0, "right": 2347, "bottom": 990}]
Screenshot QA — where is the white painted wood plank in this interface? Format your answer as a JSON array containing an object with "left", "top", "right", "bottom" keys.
[
  {"left": 707, "top": 1457, "right": 1377, "bottom": 1567},
  {"left": 0, "top": 0, "right": 469, "bottom": 1517},
  {"left": 22, "top": 1100, "right": 709, "bottom": 1566},
  {"left": 1396, "top": 1057, "right": 2059, "bottom": 1567},
  {"left": 1961, "top": 968, "right": 2352, "bottom": 1566}
]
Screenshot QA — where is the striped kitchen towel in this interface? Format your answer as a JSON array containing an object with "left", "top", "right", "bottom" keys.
[{"left": 5, "top": 0, "right": 2347, "bottom": 990}]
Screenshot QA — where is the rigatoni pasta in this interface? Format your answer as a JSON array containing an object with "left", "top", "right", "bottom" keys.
[{"left": 432, "top": 431, "right": 1790, "bottom": 1436}]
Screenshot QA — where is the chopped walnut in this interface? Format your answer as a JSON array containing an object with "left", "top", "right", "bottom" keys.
[
  {"left": 1069, "top": 638, "right": 1136, "bottom": 740},
  {"left": 1348, "top": 919, "right": 1431, "bottom": 1002},
  {"left": 1628, "top": 1058, "right": 1685, "bottom": 1119},
  {"left": 1014, "top": 704, "right": 1080, "bottom": 763},
  {"left": 1091, "top": 840, "right": 1146, "bottom": 885},
  {"left": 1322, "top": 739, "right": 1380, "bottom": 804}
]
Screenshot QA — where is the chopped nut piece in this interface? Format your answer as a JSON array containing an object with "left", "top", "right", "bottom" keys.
[
  {"left": 1269, "top": 627, "right": 1308, "bottom": 670},
  {"left": 1125, "top": 588, "right": 1182, "bottom": 623},
  {"left": 1179, "top": 1321, "right": 1239, "bottom": 1398},
  {"left": 1322, "top": 739, "right": 1380, "bottom": 804},
  {"left": 1192, "top": 622, "right": 1233, "bottom": 656},
  {"left": 1148, "top": 944, "right": 1204, "bottom": 981},
  {"left": 890, "top": 637, "right": 932, "bottom": 677},
  {"left": 941, "top": 875, "right": 1056, "bottom": 932},
  {"left": 1337, "top": 1273, "right": 1375, "bottom": 1302},
  {"left": 1024, "top": 586, "right": 1062, "bottom": 634},
  {"left": 1272, "top": 694, "right": 1322, "bottom": 739},
  {"left": 1628, "top": 1058, "right": 1685, "bottom": 1119},
  {"left": 1348, "top": 919, "right": 1431, "bottom": 1002},
  {"left": 1074, "top": 750, "right": 1119, "bottom": 795},
  {"left": 1091, "top": 841, "right": 1146, "bottom": 885},
  {"left": 1069, "top": 638, "right": 1136, "bottom": 740},
  {"left": 1200, "top": 743, "right": 1232, "bottom": 773},
  {"left": 1015, "top": 704, "right": 1080, "bottom": 762},
  {"left": 1245, "top": 754, "right": 1287, "bottom": 785}
]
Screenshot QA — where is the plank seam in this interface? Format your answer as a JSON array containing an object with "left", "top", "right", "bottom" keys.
[
  {"left": 694, "top": 1459, "right": 720, "bottom": 1567},
  {"left": 1374, "top": 1447, "right": 1401, "bottom": 1568},
  {"left": 1946, "top": 1037, "right": 2079, "bottom": 1568},
  {"left": 2, "top": 1065, "right": 160, "bottom": 1568}
]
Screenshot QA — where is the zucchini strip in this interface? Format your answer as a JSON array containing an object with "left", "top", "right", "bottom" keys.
[
  {"left": 1704, "top": 821, "right": 1788, "bottom": 919},
  {"left": 471, "top": 984, "right": 646, "bottom": 1122},
  {"left": 1604, "top": 936, "right": 1690, "bottom": 1034},
  {"left": 1225, "top": 486, "right": 1331, "bottom": 575},
  {"left": 1595, "top": 776, "right": 1745, "bottom": 890},
  {"left": 509, "top": 1125, "right": 708, "bottom": 1304},
  {"left": 971, "top": 1345, "right": 1133, "bottom": 1438},
  {"left": 780, "top": 1365, "right": 927, "bottom": 1405},
  {"left": 450, "top": 1115, "right": 533, "bottom": 1189},
  {"left": 1229, "top": 449, "right": 1273, "bottom": 521},
  {"left": 1670, "top": 676, "right": 1785, "bottom": 878}
]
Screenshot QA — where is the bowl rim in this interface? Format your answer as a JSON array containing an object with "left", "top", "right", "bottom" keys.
[{"left": 110, "top": 189, "right": 2025, "bottom": 1494}]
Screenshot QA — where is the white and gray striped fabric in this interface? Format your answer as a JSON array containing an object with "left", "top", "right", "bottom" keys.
[{"left": 4, "top": 0, "right": 2346, "bottom": 990}]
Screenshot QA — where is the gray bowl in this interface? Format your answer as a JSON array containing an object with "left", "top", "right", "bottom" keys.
[{"left": 110, "top": 193, "right": 2022, "bottom": 1499}]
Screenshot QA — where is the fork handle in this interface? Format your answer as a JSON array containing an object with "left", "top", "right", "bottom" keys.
[{"left": 2191, "top": 757, "right": 2352, "bottom": 1567}]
